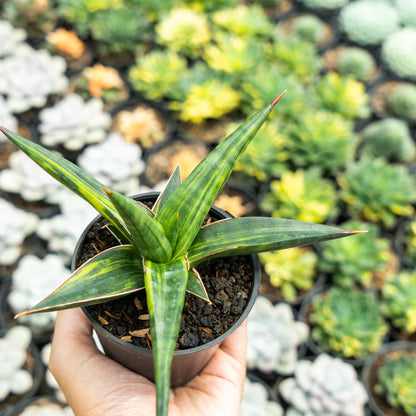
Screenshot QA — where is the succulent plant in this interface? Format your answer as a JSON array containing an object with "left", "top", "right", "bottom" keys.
[
  {"left": 394, "top": 0, "right": 416, "bottom": 28},
  {"left": 0, "top": 19, "right": 26, "bottom": 58},
  {"left": 387, "top": 83, "right": 416, "bottom": 120},
  {"left": 213, "top": 193, "right": 249, "bottom": 218},
  {"left": 8, "top": 254, "right": 71, "bottom": 334},
  {"left": 0, "top": 326, "right": 34, "bottom": 401},
  {"left": 204, "top": 33, "right": 265, "bottom": 75},
  {"left": 128, "top": 50, "right": 187, "bottom": 101},
  {"left": 233, "top": 119, "right": 288, "bottom": 182},
  {"left": 298, "top": 0, "right": 348, "bottom": 10},
  {"left": 404, "top": 221, "right": 416, "bottom": 264},
  {"left": 37, "top": 191, "right": 97, "bottom": 265},
  {"left": 279, "top": 354, "right": 368, "bottom": 416},
  {"left": 338, "top": 157, "right": 416, "bottom": 228},
  {"left": 0, "top": 96, "right": 18, "bottom": 138},
  {"left": 0, "top": 44, "right": 68, "bottom": 114},
  {"left": 360, "top": 118, "right": 416, "bottom": 163},
  {"left": 285, "top": 110, "right": 356, "bottom": 174},
  {"left": 183, "top": 0, "right": 239, "bottom": 12},
  {"left": 381, "top": 271, "right": 416, "bottom": 335},
  {"left": 0, "top": 93, "right": 358, "bottom": 415},
  {"left": 247, "top": 297, "right": 309, "bottom": 374},
  {"left": 211, "top": 4, "right": 273, "bottom": 38},
  {"left": 46, "top": 28, "right": 86, "bottom": 60},
  {"left": 89, "top": 7, "right": 151, "bottom": 57},
  {"left": 382, "top": 28, "right": 416, "bottom": 80},
  {"left": 291, "top": 14, "right": 328, "bottom": 45},
  {"left": 339, "top": 1, "right": 399, "bottom": 46},
  {"left": 112, "top": 105, "right": 169, "bottom": 149},
  {"left": 155, "top": 7, "right": 211, "bottom": 58},
  {"left": 74, "top": 63, "right": 127, "bottom": 105},
  {"left": 0, "top": 197, "right": 38, "bottom": 266},
  {"left": 336, "top": 47, "right": 376, "bottom": 81},
  {"left": 320, "top": 220, "right": 392, "bottom": 289},
  {"left": 38, "top": 94, "right": 111, "bottom": 151},
  {"left": 313, "top": 72, "right": 370, "bottom": 120},
  {"left": 375, "top": 352, "right": 416, "bottom": 415},
  {"left": 170, "top": 78, "right": 240, "bottom": 123},
  {"left": 3, "top": 0, "right": 57, "bottom": 37},
  {"left": 310, "top": 287, "right": 388, "bottom": 359},
  {"left": 267, "top": 35, "right": 321, "bottom": 84},
  {"left": 77, "top": 133, "right": 145, "bottom": 196},
  {"left": 0, "top": 150, "right": 67, "bottom": 203},
  {"left": 240, "top": 64, "right": 306, "bottom": 120},
  {"left": 260, "top": 247, "right": 319, "bottom": 303},
  {"left": 241, "top": 377, "right": 284, "bottom": 416},
  {"left": 260, "top": 168, "right": 338, "bottom": 224}
]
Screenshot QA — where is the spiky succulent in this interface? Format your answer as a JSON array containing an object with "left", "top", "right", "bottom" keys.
[{"left": 0, "top": 94, "right": 357, "bottom": 416}]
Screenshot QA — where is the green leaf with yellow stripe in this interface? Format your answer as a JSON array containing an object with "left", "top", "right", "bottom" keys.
[
  {"left": 144, "top": 257, "right": 188, "bottom": 416},
  {"left": 15, "top": 246, "right": 144, "bottom": 316},
  {"left": 188, "top": 217, "right": 362, "bottom": 267},
  {"left": 0, "top": 127, "right": 129, "bottom": 240}
]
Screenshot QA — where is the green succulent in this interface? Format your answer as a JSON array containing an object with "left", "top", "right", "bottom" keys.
[
  {"left": 169, "top": 78, "right": 240, "bottom": 123},
  {"left": 404, "top": 221, "right": 416, "bottom": 264},
  {"left": 89, "top": 7, "right": 151, "bottom": 56},
  {"left": 381, "top": 271, "right": 416, "bottom": 334},
  {"left": 260, "top": 168, "right": 338, "bottom": 224},
  {"left": 387, "top": 83, "right": 416, "bottom": 121},
  {"left": 233, "top": 119, "right": 289, "bottom": 182},
  {"left": 310, "top": 287, "right": 388, "bottom": 359},
  {"left": 128, "top": 50, "right": 188, "bottom": 101},
  {"left": 382, "top": 28, "right": 416, "bottom": 80},
  {"left": 339, "top": 0, "right": 399, "bottom": 46},
  {"left": 339, "top": 158, "right": 416, "bottom": 228},
  {"left": 267, "top": 35, "right": 321, "bottom": 84},
  {"left": 155, "top": 7, "right": 211, "bottom": 58},
  {"left": 2, "top": 94, "right": 357, "bottom": 415},
  {"left": 3, "top": 0, "right": 57, "bottom": 36},
  {"left": 291, "top": 14, "right": 327, "bottom": 45},
  {"left": 130, "top": 0, "right": 176, "bottom": 21},
  {"left": 181, "top": 0, "right": 239, "bottom": 12},
  {"left": 204, "top": 33, "right": 265, "bottom": 75},
  {"left": 299, "top": 0, "right": 348, "bottom": 10},
  {"left": 375, "top": 353, "right": 416, "bottom": 415},
  {"left": 211, "top": 4, "right": 273, "bottom": 38},
  {"left": 360, "top": 118, "right": 416, "bottom": 163},
  {"left": 285, "top": 110, "right": 356, "bottom": 174},
  {"left": 313, "top": 72, "right": 370, "bottom": 119},
  {"left": 239, "top": 64, "right": 306, "bottom": 119},
  {"left": 336, "top": 47, "right": 376, "bottom": 81},
  {"left": 57, "top": 0, "right": 123, "bottom": 37},
  {"left": 259, "top": 247, "right": 319, "bottom": 303},
  {"left": 319, "top": 220, "right": 391, "bottom": 288}
]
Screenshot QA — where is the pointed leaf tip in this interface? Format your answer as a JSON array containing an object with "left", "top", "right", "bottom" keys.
[{"left": 271, "top": 90, "right": 287, "bottom": 107}]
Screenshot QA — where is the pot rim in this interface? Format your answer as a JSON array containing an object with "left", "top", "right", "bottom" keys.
[{"left": 72, "top": 191, "right": 261, "bottom": 357}]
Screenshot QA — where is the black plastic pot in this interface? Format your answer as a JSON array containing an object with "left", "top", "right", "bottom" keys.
[
  {"left": 72, "top": 192, "right": 261, "bottom": 387},
  {"left": 361, "top": 341, "right": 416, "bottom": 416}
]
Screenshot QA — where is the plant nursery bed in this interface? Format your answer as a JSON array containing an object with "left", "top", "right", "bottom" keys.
[{"left": 78, "top": 216, "right": 253, "bottom": 351}]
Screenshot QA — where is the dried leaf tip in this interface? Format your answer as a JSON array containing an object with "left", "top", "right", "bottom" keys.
[
  {"left": 103, "top": 188, "right": 113, "bottom": 196},
  {"left": 270, "top": 90, "right": 287, "bottom": 107}
]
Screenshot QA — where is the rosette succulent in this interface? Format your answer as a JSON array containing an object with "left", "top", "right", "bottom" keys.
[{"left": 0, "top": 93, "right": 357, "bottom": 415}]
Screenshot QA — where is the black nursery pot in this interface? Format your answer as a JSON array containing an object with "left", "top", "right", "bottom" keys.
[{"left": 72, "top": 192, "right": 261, "bottom": 387}]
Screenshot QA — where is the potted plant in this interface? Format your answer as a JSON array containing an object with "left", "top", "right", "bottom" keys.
[{"left": 0, "top": 94, "right": 358, "bottom": 416}]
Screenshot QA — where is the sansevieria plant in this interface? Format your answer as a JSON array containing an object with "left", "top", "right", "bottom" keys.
[{"left": 1, "top": 92, "right": 359, "bottom": 416}]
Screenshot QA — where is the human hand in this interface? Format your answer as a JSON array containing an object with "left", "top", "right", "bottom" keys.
[{"left": 49, "top": 308, "right": 247, "bottom": 416}]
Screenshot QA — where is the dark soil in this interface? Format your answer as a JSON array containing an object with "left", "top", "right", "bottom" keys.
[{"left": 77, "top": 207, "right": 254, "bottom": 351}]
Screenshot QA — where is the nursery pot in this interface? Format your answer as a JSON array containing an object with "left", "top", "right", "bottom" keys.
[
  {"left": 72, "top": 192, "right": 261, "bottom": 387},
  {"left": 361, "top": 341, "right": 416, "bottom": 416}
]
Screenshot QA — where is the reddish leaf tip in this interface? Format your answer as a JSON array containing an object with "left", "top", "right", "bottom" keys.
[{"left": 270, "top": 90, "right": 287, "bottom": 107}]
